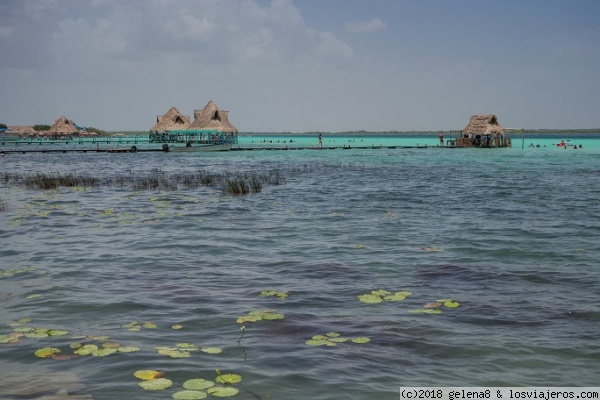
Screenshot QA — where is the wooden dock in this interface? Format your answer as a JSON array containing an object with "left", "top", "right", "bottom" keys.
[{"left": 0, "top": 144, "right": 435, "bottom": 155}]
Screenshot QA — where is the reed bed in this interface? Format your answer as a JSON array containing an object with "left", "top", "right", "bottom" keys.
[{"left": 0, "top": 169, "right": 286, "bottom": 195}]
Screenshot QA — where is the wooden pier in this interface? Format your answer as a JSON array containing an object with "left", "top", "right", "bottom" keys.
[{"left": 0, "top": 144, "right": 434, "bottom": 155}]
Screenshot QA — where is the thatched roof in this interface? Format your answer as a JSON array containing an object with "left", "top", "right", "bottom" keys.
[
  {"left": 47, "top": 116, "right": 80, "bottom": 135},
  {"left": 7, "top": 126, "right": 37, "bottom": 136},
  {"left": 462, "top": 115, "right": 504, "bottom": 136},
  {"left": 188, "top": 101, "right": 237, "bottom": 132},
  {"left": 150, "top": 107, "right": 191, "bottom": 132}
]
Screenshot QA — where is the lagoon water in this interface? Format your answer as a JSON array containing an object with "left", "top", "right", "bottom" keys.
[{"left": 1, "top": 133, "right": 599, "bottom": 399}]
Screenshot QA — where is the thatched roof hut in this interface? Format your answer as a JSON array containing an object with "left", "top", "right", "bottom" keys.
[
  {"left": 150, "top": 107, "right": 190, "bottom": 132},
  {"left": 188, "top": 101, "right": 237, "bottom": 132},
  {"left": 47, "top": 116, "right": 80, "bottom": 136},
  {"left": 462, "top": 115, "right": 505, "bottom": 136},
  {"left": 7, "top": 126, "right": 37, "bottom": 136}
]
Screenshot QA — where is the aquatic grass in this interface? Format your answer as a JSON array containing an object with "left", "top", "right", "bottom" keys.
[{"left": 0, "top": 169, "right": 285, "bottom": 195}]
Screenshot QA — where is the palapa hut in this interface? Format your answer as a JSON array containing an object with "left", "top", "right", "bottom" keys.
[
  {"left": 188, "top": 101, "right": 238, "bottom": 133},
  {"left": 148, "top": 101, "right": 238, "bottom": 149},
  {"left": 150, "top": 107, "right": 190, "bottom": 133},
  {"left": 457, "top": 115, "right": 511, "bottom": 148},
  {"left": 7, "top": 126, "right": 37, "bottom": 136},
  {"left": 46, "top": 116, "right": 82, "bottom": 137}
]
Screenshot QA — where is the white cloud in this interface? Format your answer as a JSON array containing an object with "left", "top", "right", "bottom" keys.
[
  {"left": 162, "top": 8, "right": 216, "bottom": 41},
  {"left": 314, "top": 31, "right": 354, "bottom": 59},
  {"left": 345, "top": 18, "right": 386, "bottom": 33}
]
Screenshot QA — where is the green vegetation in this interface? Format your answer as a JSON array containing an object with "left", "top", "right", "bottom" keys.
[
  {"left": 0, "top": 123, "right": 7, "bottom": 129},
  {"left": 32, "top": 124, "right": 51, "bottom": 131},
  {"left": 0, "top": 169, "right": 285, "bottom": 195}
]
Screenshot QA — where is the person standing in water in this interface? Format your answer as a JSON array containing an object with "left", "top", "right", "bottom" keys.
[
  {"left": 318, "top": 133, "right": 323, "bottom": 148},
  {"left": 439, "top": 132, "right": 444, "bottom": 146}
]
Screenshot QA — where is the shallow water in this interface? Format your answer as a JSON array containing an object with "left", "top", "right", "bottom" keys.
[{"left": 1, "top": 133, "right": 599, "bottom": 399}]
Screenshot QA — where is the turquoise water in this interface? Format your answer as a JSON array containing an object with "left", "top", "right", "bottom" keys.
[{"left": 1, "top": 133, "right": 599, "bottom": 399}]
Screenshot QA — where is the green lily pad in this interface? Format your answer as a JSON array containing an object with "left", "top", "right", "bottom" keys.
[
  {"left": 92, "top": 348, "right": 118, "bottom": 357},
  {"left": 75, "top": 344, "right": 99, "bottom": 356},
  {"left": 207, "top": 386, "right": 239, "bottom": 397},
  {"left": 351, "top": 337, "right": 371, "bottom": 344},
  {"left": 260, "top": 312, "right": 284, "bottom": 320},
  {"left": 26, "top": 294, "right": 42, "bottom": 300},
  {"left": 443, "top": 300, "right": 460, "bottom": 308},
  {"left": 176, "top": 343, "right": 198, "bottom": 350},
  {"left": 172, "top": 390, "right": 208, "bottom": 399},
  {"left": 383, "top": 293, "right": 407, "bottom": 302},
  {"left": 139, "top": 378, "right": 173, "bottom": 391},
  {"left": 118, "top": 346, "right": 141, "bottom": 353},
  {"left": 47, "top": 329, "right": 69, "bottom": 337},
  {"left": 142, "top": 322, "right": 157, "bottom": 328},
  {"left": 0, "top": 335, "right": 18, "bottom": 344},
  {"left": 172, "top": 324, "right": 183, "bottom": 330},
  {"left": 326, "top": 332, "right": 340, "bottom": 337},
  {"left": 216, "top": 373, "right": 242, "bottom": 384},
  {"left": 183, "top": 379, "right": 215, "bottom": 390},
  {"left": 34, "top": 347, "right": 60, "bottom": 358},
  {"left": 134, "top": 370, "right": 162, "bottom": 380},
  {"left": 410, "top": 308, "right": 442, "bottom": 314},
  {"left": 311, "top": 335, "right": 327, "bottom": 340},
  {"left": 200, "top": 347, "right": 222, "bottom": 354},
  {"left": 357, "top": 294, "right": 383, "bottom": 304},
  {"left": 158, "top": 349, "right": 191, "bottom": 358},
  {"left": 305, "top": 339, "right": 328, "bottom": 346},
  {"left": 328, "top": 337, "right": 350, "bottom": 343}
]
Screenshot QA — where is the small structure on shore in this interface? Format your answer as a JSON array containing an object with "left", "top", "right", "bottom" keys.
[
  {"left": 47, "top": 116, "right": 82, "bottom": 137},
  {"left": 150, "top": 102, "right": 237, "bottom": 133},
  {"left": 149, "top": 101, "right": 238, "bottom": 151},
  {"left": 454, "top": 115, "right": 511, "bottom": 148}
]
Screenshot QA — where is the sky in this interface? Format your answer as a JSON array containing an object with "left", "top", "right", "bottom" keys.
[{"left": 1, "top": 0, "right": 599, "bottom": 132}]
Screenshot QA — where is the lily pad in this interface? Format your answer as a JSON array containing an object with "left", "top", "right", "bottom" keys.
[
  {"left": 134, "top": 370, "right": 163, "bottom": 380},
  {"left": 47, "top": 329, "right": 69, "bottom": 337},
  {"left": 351, "top": 337, "right": 371, "bottom": 344},
  {"left": 139, "top": 378, "right": 173, "bottom": 391},
  {"left": 172, "top": 390, "right": 208, "bottom": 400},
  {"left": 200, "top": 347, "right": 222, "bottom": 354},
  {"left": 92, "top": 348, "right": 118, "bottom": 357},
  {"left": 326, "top": 332, "right": 340, "bottom": 337},
  {"left": 357, "top": 294, "right": 383, "bottom": 304},
  {"left": 75, "top": 344, "right": 99, "bottom": 356},
  {"left": 305, "top": 339, "right": 328, "bottom": 346},
  {"left": 118, "top": 346, "right": 141, "bottom": 353},
  {"left": 216, "top": 373, "right": 242, "bottom": 384},
  {"left": 172, "top": 324, "right": 183, "bottom": 330},
  {"left": 410, "top": 308, "right": 442, "bottom": 314},
  {"left": 443, "top": 300, "right": 460, "bottom": 308},
  {"left": 34, "top": 347, "right": 60, "bottom": 358},
  {"left": 207, "top": 386, "right": 240, "bottom": 397},
  {"left": 183, "top": 379, "right": 215, "bottom": 390}
]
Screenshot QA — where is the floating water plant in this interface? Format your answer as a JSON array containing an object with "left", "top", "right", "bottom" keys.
[
  {"left": 305, "top": 332, "right": 370, "bottom": 347},
  {"left": 411, "top": 298, "right": 460, "bottom": 314},
  {"left": 155, "top": 343, "right": 222, "bottom": 358},
  {"left": 134, "top": 370, "right": 164, "bottom": 380},
  {"left": 357, "top": 289, "right": 412, "bottom": 304},
  {"left": 236, "top": 309, "right": 285, "bottom": 323},
  {"left": 183, "top": 379, "right": 215, "bottom": 390},
  {"left": 259, "top": 289, "right": 288, "bottom": 300},
  {"left": 34, "top": 347, "right": 61, "bottom": 358},
  {"left": 173, "top": 390, "right": 208, "bottom": 399},
  {"left": 122, "top": 321, "right": 157, "bottom": 331},
  {"left": 139, "top": 378, "right": 173, "bottom": 391}
]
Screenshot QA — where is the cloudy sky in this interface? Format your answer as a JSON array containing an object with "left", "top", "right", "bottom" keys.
[{"left": 1, "top": 0, "right": 599, "bottom": 132}]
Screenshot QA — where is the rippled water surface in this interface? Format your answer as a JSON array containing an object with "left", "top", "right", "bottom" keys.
[{"left": 1, "top": 134, "right": 599, "bottom": 399}]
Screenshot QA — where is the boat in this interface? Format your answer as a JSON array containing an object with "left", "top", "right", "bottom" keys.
[{"left": 149, "top": 129, "right": 237, "bottom": 152}]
